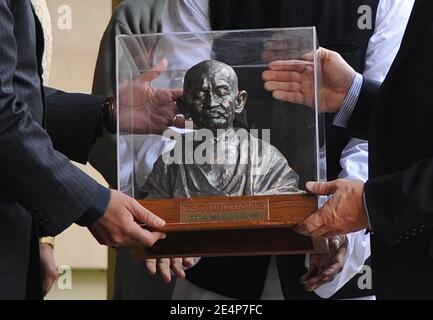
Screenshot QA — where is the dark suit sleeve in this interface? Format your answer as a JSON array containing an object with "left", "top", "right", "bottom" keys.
[
  {"left": 345, "top": 78, "right": 381, "bottom": 140},
  {"left": 0, "top": 2, "right": 108, "bottom": 235},
  {"left": 44, "top": 87, "right": 105, "bottom": 164},
  {"left": 364, "top": 157, "right": 433, "bottom": 247}
]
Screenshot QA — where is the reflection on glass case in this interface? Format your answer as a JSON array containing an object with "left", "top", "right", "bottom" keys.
[{"left": 116, "top": 28, "right": 327, "bottom": 258}]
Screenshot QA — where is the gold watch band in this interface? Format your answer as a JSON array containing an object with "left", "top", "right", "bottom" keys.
[{"left": 39, "top": 237, "right": 55, "bottom": 249}]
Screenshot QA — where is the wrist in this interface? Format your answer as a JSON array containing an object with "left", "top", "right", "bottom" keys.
[
  {"left": 40, "top": 237, "right": 55, "bottom": 249},
  {"left": 102, "top": 96, "right": 117, "bottom": 134}
]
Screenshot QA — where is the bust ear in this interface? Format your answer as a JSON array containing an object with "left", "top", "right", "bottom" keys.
[
  {"left": 175, "top": 95, "right": 191, "bottom": 118},
  {"left": 235, "top": 90, "right": 248, "bottom": 113}
]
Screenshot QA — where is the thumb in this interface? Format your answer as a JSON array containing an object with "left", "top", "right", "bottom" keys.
[
  {"left": 130, "top": 200, "right": 166, "bottom": 229},
  {"left": 306, "top": 181, "right": 338, "bottom": 196},
  {"left": 302, "top": 47, "right": 328, "bottom": 62},
  {"left": 171, "top": 89, "right": 184, "bottom": 100}
]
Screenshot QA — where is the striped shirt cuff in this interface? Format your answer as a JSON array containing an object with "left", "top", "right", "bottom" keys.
[{"left": 333, "top": 73, "right": 363, "bottom": 128}]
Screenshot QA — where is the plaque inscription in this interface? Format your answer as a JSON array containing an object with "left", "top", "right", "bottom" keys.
[{"left": 180, "top": 200, "right": 270, "bottom": 223}]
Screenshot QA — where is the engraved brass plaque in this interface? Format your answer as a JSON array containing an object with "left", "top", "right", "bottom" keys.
[{"left": 180, "top": 200, "right": 270, "bottom": 223}]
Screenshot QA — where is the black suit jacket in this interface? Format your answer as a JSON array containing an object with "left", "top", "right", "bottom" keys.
[
  {"left": 346, "top": 0, "right": 433, "bottom": 299},
  {"left": 0, "top": 0, "right": 108, "bottom": 299}
]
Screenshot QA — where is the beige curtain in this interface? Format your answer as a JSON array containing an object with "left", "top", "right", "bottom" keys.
[{"left": 31, "top": 0, "right": 53, "bottom": 84}]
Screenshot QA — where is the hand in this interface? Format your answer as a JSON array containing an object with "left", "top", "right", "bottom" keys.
[
  {"left": 145, "top": 257, "right": 200, "bottom": 284},
  {"left": 262, "top": 48, "right": 356, "bottom": 112},
  {"left": 39, "top": 243, "right": 58, "bottom": 296},
  {"left": 301, "top": 236, "right": 348, "bottom": 292},
  {"left": 118, "top": 59, "right": 185, "bottom": 135},
  {"left": 88, "top": 190, "right": 166, "bottom": 247},
  {"left": 295, "top": 180, "right": 369, "bottom": 238}
]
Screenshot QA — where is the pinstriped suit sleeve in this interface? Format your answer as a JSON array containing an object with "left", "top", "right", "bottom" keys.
[
  {"left": 0, "top": 1, "right": 109, "bottom": 235},
  {"left": 44, "top": 87, "right": 105, "bottom": 164}
]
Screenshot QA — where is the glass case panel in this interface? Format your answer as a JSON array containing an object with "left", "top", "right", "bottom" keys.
[{"left": 116, "top": 27, "right": 325, "bottom": 204}]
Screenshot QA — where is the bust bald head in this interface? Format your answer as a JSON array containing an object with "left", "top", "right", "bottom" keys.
[
  {"left": 184, "top": 60, "right": 239, "bottom": 93},
  {"left": 178, "top": 60, "right": 248, "bottom": 130}
]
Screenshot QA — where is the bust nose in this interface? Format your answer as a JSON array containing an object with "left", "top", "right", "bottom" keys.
[{"left": 203, "top": 93, "right": 220, "bottom": 110}]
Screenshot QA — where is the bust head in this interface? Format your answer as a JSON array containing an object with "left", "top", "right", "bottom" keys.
[{"left": 177, "top": 60, "right": 248, "bottom": 130}]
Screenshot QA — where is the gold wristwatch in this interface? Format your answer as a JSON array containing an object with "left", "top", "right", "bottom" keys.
[{"left": 39, "top": 237, "right": 55, "bottom": 249}]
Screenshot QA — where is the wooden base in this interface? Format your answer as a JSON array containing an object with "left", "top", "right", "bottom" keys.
[
  {"left": 135, "top": 194, "right": 327, "bottom": 258},
  {"left": 131, "top": 228, "right": 328, "bottom": 259}
]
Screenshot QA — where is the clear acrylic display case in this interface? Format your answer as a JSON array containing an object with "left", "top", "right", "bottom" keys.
[
  {"left": 117, "top": 27, "right": 325, "bottom": 195},
  {"left": 116, "top": 27, "right": 327, "bottom": 257}
]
